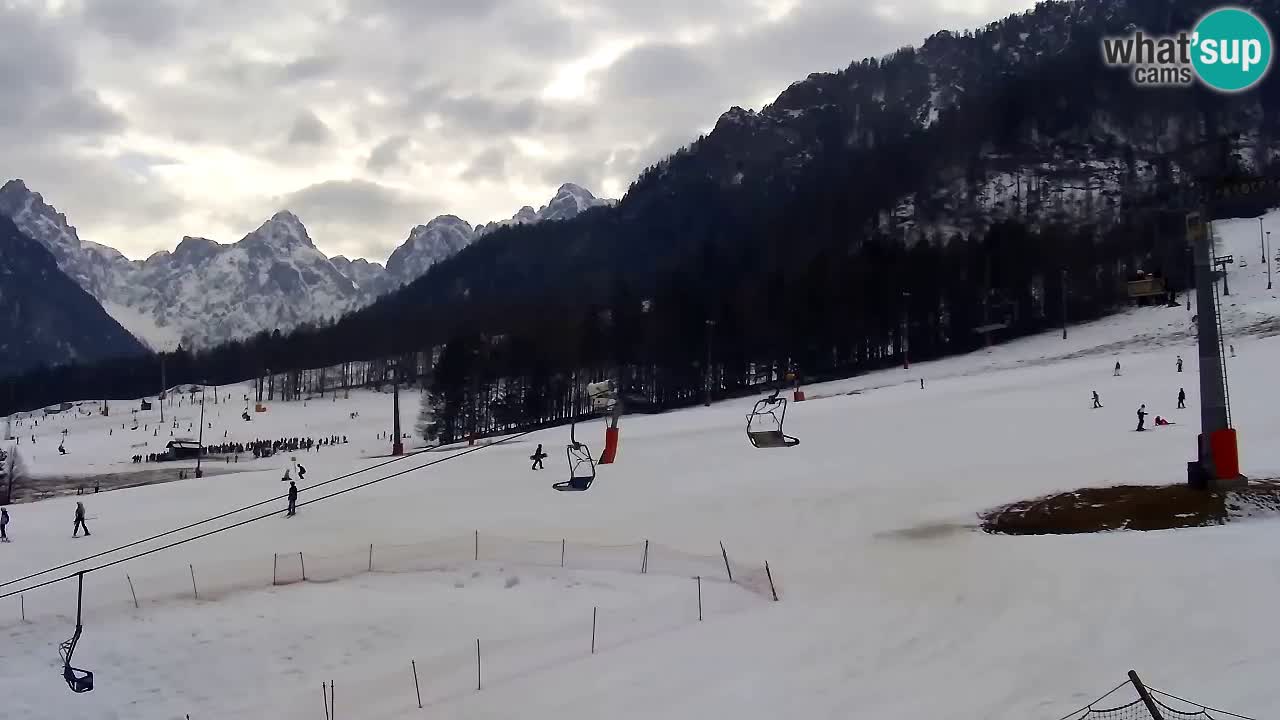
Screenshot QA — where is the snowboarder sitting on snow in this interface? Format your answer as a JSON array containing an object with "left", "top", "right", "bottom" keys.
[
  {"left": 1136, "top": 404, "right": 1147, "bottom": 432},
  {"left": 282, "top": 469, "right": 291, "bottom": 482},
  {"left": 1155, "top": 416, "right": 1172, "bottom": 427},
  {"left": 73, "top": 501, "right": 90, "bottom": 537},
  {"left": 286, "top": 481, "right": 298, "bottom": 517},
  {"left": 530, "top": 444, "right": 547, "bottom": 471}
]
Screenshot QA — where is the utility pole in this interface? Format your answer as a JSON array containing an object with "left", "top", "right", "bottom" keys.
[
  {"left": 195, "top": 384, "right": 206, "bottom": 478},
  {"left": 159, "top": 356, "right": 167, "bottom": 423},
  {"left": 1060, "top": 268, "right": 1068, "bottom": 340},
  {"left": 704, "top": 319, "right": 715, "bottom": 407},
  {"left": 901, "top": 291, "right": 911, "bottom": 370},
  {"left": 1268, "top": 231, "right": 1273, "bottom": 291},
  {"left": 392, "top": 359, "right": 404, "bottom": 456},
  {"left": 1261, "top": 217, "right": 1267, "bottom": 265}
]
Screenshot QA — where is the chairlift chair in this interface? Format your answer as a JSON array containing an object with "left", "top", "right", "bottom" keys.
[
  {"left": 553, "top": 374, "right": 597, "bottom": 491},
  {"left": 59, "top": 572, "right": 94, "bottom": 693},
  {"left": 554, "top": 441, "right": 596, "bottom": 491},
  {"left": 746, "top": 392, "right": 800, "bottom": 449}
]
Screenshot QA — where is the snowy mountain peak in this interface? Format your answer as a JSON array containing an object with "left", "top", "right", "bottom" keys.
[
  {"left": 541, "top": 183, "right": 611, "bottom": 222},
  {"left": 242, "top": 210, "right": 315, "bottom": 250},
  {"left": 386, "top": 215, "right": 476, "bottom": 283}
]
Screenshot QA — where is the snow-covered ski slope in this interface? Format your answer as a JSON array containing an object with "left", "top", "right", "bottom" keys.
[{"left": 4, "top": 212, "right": 1280, "bottom": 719}]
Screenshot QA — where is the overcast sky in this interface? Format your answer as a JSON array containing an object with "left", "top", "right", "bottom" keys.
[{"left": 3, "top": 0, "right": 1035, "bottom": 263}]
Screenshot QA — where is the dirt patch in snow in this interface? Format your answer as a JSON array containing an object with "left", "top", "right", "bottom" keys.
[{"left": 980, "top": 480, "right": 1280, "bottom": 534}]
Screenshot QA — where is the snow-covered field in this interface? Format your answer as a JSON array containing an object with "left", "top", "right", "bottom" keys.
[{"left": 4, "top": 213, "right": 1280, "bottom": 719}]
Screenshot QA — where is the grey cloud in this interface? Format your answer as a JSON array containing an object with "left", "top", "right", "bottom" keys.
[
  {"left": 367, "top": 135, "right": 412, "bottom": 172},
  {"left": 597, "top": 44, "right": 716, "bottom": 103},
  {"left": 461, "top": 147, "right": 508, "bottom": 182},
  {"left": 35, "top": 90, "right": 127, "bottom": 134},
  {"left": 82, "top": 0, "right": 184, "bottom": 47},
  {"left": 287, "top": 110, "right": 334, "bottom": 146},
  {"left": 281, "top": 179, "right": 430, "bottom": 226},
  {"left": 281, "top": 55, "right": 343, "bottom": 84}
]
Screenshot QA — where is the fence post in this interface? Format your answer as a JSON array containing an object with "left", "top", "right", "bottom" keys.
[
  {"left": 591, "top": 606, "right": 597, "bottom": 654},
  {"left": 697, "top": 576, "right": 702, "bottom": 621},
  {"left": 20, "top": 594, "right": 25, "bottom": 621},
  {"left": 189, "top": 564, "right": 198, "bottom": 599},
  {"left": 476, "top": 638, "right": 481, "bottom": 691},
  {"left": 765, "top": 561, "right": 778, "bottom": 601},
  {"left": 474, "top": 530, "right": 479, "bottom": 561},
  {"left": 127, "top": 574, "right": 139, "bottom": 609},
  {"left": 1128, "top": 670, "right": 1165, "bottom": 720},
  {"left": 273, "top": 553, "right": 278, "bottom": 586},
  {"left": 641, "top": 539, "right": 649, "bottom": 573},
  {"left": 561, "top": 538, "right": 565, "bottom": 568},
  {"left": 412, "top": 659, "right": 422, "bottom": 709},
  {"left": 322, "top": 682, "right": 330, "bottom": 720},
  {"left": 719, "top": 542, "right": 733, "bottom": 582},
  {"left": 368, "top": 543, "right": 374, "bottom": 572},
  {"left": 300, "top": 552, "right": 306, "bottom": 582},
  {"left": 330, "top": 680, "right": 335, "bottom": 720}
]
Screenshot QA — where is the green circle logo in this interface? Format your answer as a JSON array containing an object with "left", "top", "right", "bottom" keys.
[{"left": 1192, "top": 7, "right": 1273, "bottom": 92}]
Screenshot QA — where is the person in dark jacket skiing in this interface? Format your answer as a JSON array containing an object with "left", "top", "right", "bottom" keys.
[
  {"left": 1114, "top": 361, "right": 1122, "bottom": 376},
  {"left": 530, "top": 444, "right": 547, "bottom": 471},
  {"left": 297, "top": 464, "right": 307, "bottom": 480},
  {"left": 1178, "top": 388, "right": 1187, "bottom": 409},
  {"left": 73, "top": 501, "right": 90, "bottom": 537},
  {"left": 1136, "top": 404, "right": 1148, "bottom": 432},
  {"left": 286, "top": 481, "right": 298, "bottom": 517},
  {"left": 1, "top": 506, "right": 9, "bottom": 542},
  {"left": 1092, "top": 391, "right": 1102, "bottom": 409},
  {"left": 1176, "top": 355, "right": 1184, "bottom": 372}
]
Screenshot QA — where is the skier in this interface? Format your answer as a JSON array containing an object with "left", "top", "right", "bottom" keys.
[
  {"left": 1114, "top": 361, "right": 1122, "bottom": 377},
  {"left": 1092, "top": 391, "right": 1102, "bottom": 409},
  {"left": 73, "top": 501, "right": 90, "bottom": 537},
  {"left": 1178, "top": 388, "right": 1186, "bottom": 409},
  {"left": 286, "top": 481, "right": 298, "bottom": 517},
  {"left": 1, "top": 506, "right": 9, "bottom": 542},
  {"left": 1136, "top": 404, "right": 1147, "bottom": 432},
  {"left": 920, "top": 378, "right": 925, "bottom": 390},
  {"left": 530, "top": 444, "right": 547, "bottom": 471},
  {"left": 297, "top": 464, "right": 307, "bottom": 480},
  {"left": 58, "top": 442, "right": 66, "bottom": 455},
  {"left": 1176, "top": 355, "right": 1183, "bottom": 373}
]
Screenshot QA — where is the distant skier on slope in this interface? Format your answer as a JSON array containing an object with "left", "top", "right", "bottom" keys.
[
  {"left": 1136, "top": 404, "right": 1147, "bottom": 432},
  {"left": 296, "top": 464, "right": 306, "bottom": 480},
  {"left": 1114, "top": 361, "right": 1122, "bottom": 376},
  {"left": 1176, "top": 355, "right": 1184, "bottom": 373},
  {"left": 1178, "top": 388, "right": 1187, "bottom": 409},
  {"left": 1092, "top": 391, "right": 1102, "bottom": 409},
  {"left": 286, "top": 481, "right": 298, "bottom": 517}
]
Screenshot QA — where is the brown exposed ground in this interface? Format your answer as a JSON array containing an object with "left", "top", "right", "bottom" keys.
[{"left": 981, "top": 479, "right": 1280, "bottom": 535}]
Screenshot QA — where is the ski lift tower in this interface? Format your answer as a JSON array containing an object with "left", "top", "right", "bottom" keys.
[{"left": 1186, "top": 210, "right": 1245, "bottom": 489}]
